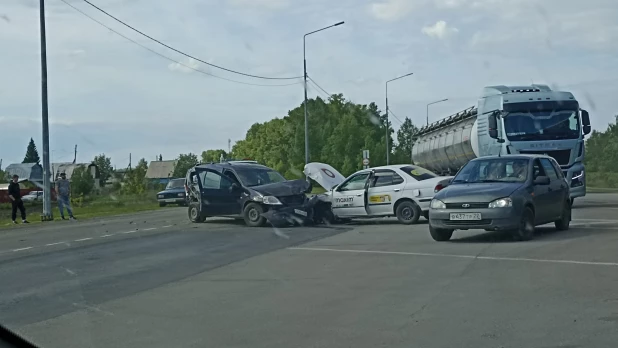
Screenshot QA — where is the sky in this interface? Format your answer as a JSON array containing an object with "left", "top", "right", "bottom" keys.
[{"left": 1, "top": 0, "right": 618, "bottom": 168}]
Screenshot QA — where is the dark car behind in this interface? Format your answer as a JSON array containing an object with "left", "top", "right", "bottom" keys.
[{"left": 156, "top": 178, "right": 187, "bottom": 207}]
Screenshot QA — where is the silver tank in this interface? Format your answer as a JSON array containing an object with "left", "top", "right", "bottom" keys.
[{"left": 412, "top": 108, "right": 480, "bottom": 175}]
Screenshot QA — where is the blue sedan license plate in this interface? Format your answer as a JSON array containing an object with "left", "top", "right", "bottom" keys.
[
  {"left": 294, "top": 209, "right": 307, "bottom": 217},
  {"left": 449, "top": 213, "right": 481, "bottom": 221}
]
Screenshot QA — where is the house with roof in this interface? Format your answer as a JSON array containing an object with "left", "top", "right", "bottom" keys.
[
  {"left": 52, "top": 162, "right": 100, "bottom": 189},
  {"left": 5, "top": 163, "right": 44, "bottom": 185},
  {"left": 145, "top": 160, "right": 177, "bottom": 184}
]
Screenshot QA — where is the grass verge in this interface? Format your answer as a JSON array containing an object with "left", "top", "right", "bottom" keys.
[{"left": 0, "top": 193, "right": 162, "bottom": 229}]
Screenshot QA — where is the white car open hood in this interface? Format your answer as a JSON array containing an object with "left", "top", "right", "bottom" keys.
[{"left": 303, "top": 162, "right": 346, "bottom": 191}]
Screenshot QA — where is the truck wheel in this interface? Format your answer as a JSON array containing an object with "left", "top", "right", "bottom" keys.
[
  {"left": 243, "top": 203, "right": 266, "bottom": 227},
  {"left": 188, "top": 203, "right": 206, "bottom": 223},
  {"left": 511, "top": 207, "right": 535, "bottom": 241},
  {"left": 395, "top": 201, "right": 421, "bottom": 225},
  {"left": 555, "top": 201, "right": 571, "bottom": 231},
  {"left": 429, "top": 225, "right": 454, "bottom": 241}
]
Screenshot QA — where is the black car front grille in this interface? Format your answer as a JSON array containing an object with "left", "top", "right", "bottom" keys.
[
  {"left": 519, "top": 149, "right": 571, "bottom": 165},
  {"left": 443, "top": 219, "right": 492, "bottom": 226},
  {"left": 444, "top": 202, "right": 489, "bottom": 209},
  {"left": 278, "top": 194, "right": 307, "bottom": 206}
]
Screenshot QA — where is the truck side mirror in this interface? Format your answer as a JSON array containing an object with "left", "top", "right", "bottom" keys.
[
  {"left": 581, "top": 109, "right": 591, "bottom": 135},
  {"left": 488, "top": 113, "right": 498, "bottom": 139}
]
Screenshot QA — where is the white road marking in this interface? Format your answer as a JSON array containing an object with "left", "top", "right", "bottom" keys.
[
  {"left": 289, "top": 247, "right": 618, "bottom": 267},
  {"left": 74, "top": 237, "right": 92, "bottom": 242},
  {"left": 100, "top": 234, "right": 114, "bottom": 238},
  {"left": 13, "top": 247, "right": 33, "bottom": 252},
  {"left": 142, "top": 227, "right": 157, "bottom": 231},
  {"left": 162, "top": 225, "right": 173, "bottom": 228},
  {"left": 570, "top": 221, "right": 618, "bottom": 227},
  {"left": 121, "top": 230, "right": 137, "bottom": 234},
  {"left": 46, "top": 242, "right": 66, "bottom": 246}
]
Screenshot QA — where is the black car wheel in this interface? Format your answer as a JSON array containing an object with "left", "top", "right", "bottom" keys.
[
  {"left": 159, "top": 202, "right": 167, "bottom": 207},
  {"left": 188, "top": 203, "right": 206, "bottom": 223},
  {"left": 395, "top": 201, "right": 421, "bottom": 225},
  {"left": 512, "top": 207, "right": 535, "bottom": 241},
  {"left": 243, "top": 202, "right": 266, "bottom": 227},
  {"left": 429, "top": 225, "right": 454, "bottom": 241},
  {"left": 555, "top": 201, "right": 571, "bottom": 231}
]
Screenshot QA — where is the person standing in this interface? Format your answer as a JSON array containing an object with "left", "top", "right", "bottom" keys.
[
  {"left": 55, "top": 172, "right": 76, "bottom": 220},
  {"left": 8, "top": 175, "right": 29, "bottom": 224}
]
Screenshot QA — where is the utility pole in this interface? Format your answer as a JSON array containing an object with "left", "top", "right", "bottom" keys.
[
  {"left": 385, "top": 72, "right": 414, "bottom": 165},
  {"left": 129, "top": 153, "right": 132, "bottom": 170},
  {"left": 72, "top": 144, "right": 77, "bottom": 164},
  {"left": 39, "top": 0, "right": 53, "bottom": 221}
]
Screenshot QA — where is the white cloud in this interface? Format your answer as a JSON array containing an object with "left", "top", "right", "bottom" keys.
[
  {"left": 368, "top": 0, "right": 419, "bottom": 21},
  {"left": 421, "top": 21, "right": 459, "bottom": 40},
  {"left": 167, "top": 58, "right": 200, "bottom": 74}
]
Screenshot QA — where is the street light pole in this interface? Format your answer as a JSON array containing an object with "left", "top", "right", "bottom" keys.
[
  {"left": 39, "top": 0, "right": 52, "bottom": 221},
  {"left": 426, "top": 98, "right": 448, "bottom": 126},
  {"left": 385, "top": 72, "right": 413, "bottom": 165},
  {"left": 303, "top": 21, "right": 345, "bottom": 166}
]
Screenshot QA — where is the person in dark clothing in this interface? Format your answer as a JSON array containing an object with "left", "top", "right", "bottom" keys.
[{"left": 8, "top": 175, "right": 29, "bottom": 224}]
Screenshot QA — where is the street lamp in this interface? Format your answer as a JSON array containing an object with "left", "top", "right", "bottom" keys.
[
  {"left": 385, "top": 72, "right": 414, "bottom": 165},
  {"left": 303, "top": 21, "right": 345, "bottom": 165},
  {"left": 426, "top": 98, "right": 448, "bottom": 126}
]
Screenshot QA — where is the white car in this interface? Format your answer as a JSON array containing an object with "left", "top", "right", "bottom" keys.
[
  {"left": 304, "top": 162, "right": 453, "bottom": 224},
  {"left": 21, "top": 191, "right": 43, "bottom": 203}
]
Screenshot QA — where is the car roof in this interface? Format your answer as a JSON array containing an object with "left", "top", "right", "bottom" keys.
[
  {"left": 471, "top": 154, "right": 554, "bottom": 161},
  {"left": 193, "top": 162, "right": 272, "bottom": 171}
]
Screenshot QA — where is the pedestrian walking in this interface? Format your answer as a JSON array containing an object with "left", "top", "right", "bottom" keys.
[
  {"left": 55, "top": 172, "right": 76, "bottom": 220},
  {"left": 8, "top": 175, "right": 29, "bottom": 224}
]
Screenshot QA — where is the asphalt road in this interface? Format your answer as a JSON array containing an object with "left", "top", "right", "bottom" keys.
[{"left": 1, "top": 194, "right": 618, "bottom": 348}]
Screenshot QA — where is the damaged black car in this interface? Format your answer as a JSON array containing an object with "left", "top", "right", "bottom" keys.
[{"left": 184, "top": 161, "right": 318, "bottom": 227}]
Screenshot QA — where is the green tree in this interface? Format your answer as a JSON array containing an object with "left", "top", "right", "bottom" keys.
[
  {"left": 122, "top": 158, "right": 148, "bottom": 195},
  {"left": 201, "top": 149, "right": 227, "bottom": 163},
  {"left": 392, "top": 117, "right": 419, "bottom": 164},
  {"left": 71, "top": 166, "right": 95, "bottom": 196},
  {"left": 93, "top": 154, "right": 114, "bottom": 187},
  {"left": 0, "top": 169, "right": 7, "bottom": 184},
  {"left": 172, "top": 153, "right": 199, "bottom": 178},
  {"left": 23, "top": 138, "right": 40, "bottom": 164}
]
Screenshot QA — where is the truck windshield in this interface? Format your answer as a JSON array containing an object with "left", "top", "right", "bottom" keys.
[
  {"left": 504, "top": 109, "right": 580, "bottom": 141},
  {"left": 234, "top": 167, "right": 286, "bottom": 187},
  {"left": 453, "top": 158, "right": 529, "bottom": 183}
]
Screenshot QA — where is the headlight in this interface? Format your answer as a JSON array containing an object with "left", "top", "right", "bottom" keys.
[
  {"left": 254, "top": 195, "right": 282, "bottom": 205},
  {"left": 157, "top": 195, "right": 164, "bottom": 198},
  {"left": 488, "top": 197, "right": 512, "bottom": 208},
  {"left": 178, "top": 193, "right": 185, "bottom": 197},
  {"left": 430, "top": 199, "right": 446, "bottom": 209}
]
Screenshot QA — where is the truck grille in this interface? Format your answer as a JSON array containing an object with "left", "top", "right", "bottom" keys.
[
  {"left": 444, "top": 202, "right": 488, "bottom": 209},
  {"left": 518, "top": 149, "right": 571, "bottom": 165}
]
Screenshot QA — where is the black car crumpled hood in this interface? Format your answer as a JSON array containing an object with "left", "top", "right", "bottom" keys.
[
  {"left": 250, "top": 179, "right": 310, "bottom": 197},
  {"left": 436, "top": 182, "right": 523, "bottom": 203}
]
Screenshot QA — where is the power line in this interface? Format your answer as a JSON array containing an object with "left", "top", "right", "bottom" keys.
[
  {"left": 307, "top": 80, "right": 329, "bottom": 99},
  {"left": 308, "top": 76, "right": 331, "bottom": 97},
  {"left": 80, "top": 0, "right": 302, "bottom": 80},
  {"left": 388, "top": 109, "right": 404, "bottom": 125},
  {"left": 60, "top": 0, "right": 300, "bottom": 87}
]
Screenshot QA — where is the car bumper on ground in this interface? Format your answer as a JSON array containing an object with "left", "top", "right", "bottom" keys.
[
  {"left": 262, "top": 205, "right": 314, "bottom": 226},
  {"left": 429, "top": 207, "right": 519, "bottom": 231}
]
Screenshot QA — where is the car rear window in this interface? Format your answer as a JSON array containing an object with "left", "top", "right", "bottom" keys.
[{"left": 400, "top": 166, "right": 437, "bottom": 181}]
